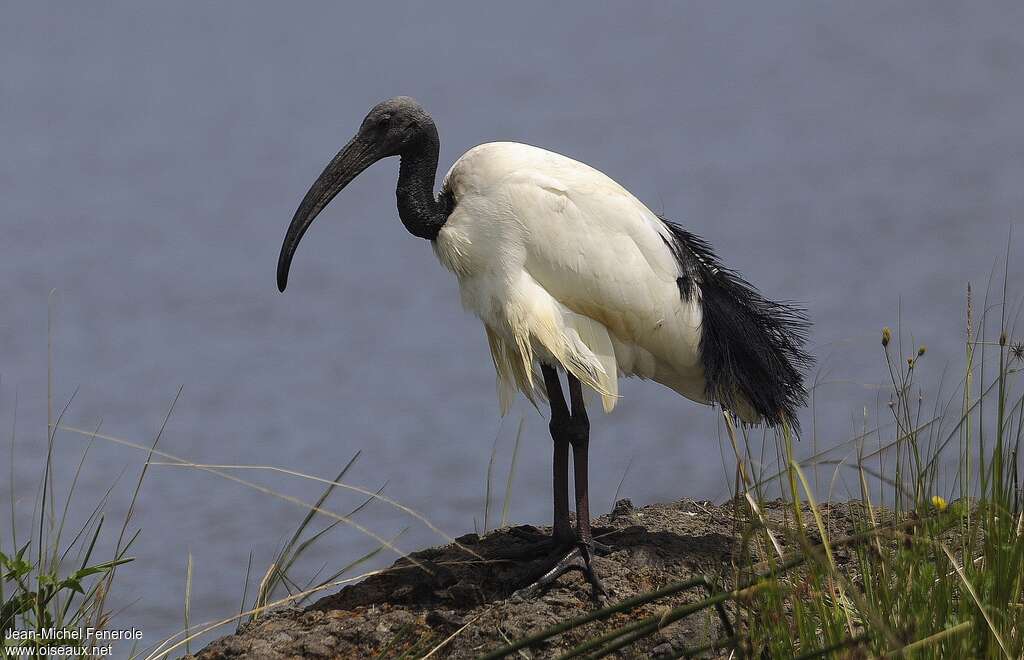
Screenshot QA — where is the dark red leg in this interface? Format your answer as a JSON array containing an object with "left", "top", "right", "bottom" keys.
[
  {"left": 514, "top": 369, "right": 607, "bottom": 601},
  {"left": 542, "top": 365, "right": 574, "bottom": 544},
  {"left": 566, "top": 375, "right": 593, "bottom": 546}
]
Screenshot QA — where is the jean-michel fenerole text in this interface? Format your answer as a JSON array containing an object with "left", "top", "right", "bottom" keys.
[{"left": 4, "top": 627, "right": 142, "bottom": 642}]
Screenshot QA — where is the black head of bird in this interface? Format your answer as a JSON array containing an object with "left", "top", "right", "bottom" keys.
[{"left": 277, "top": 96, "right": 444, "bottom": 292}]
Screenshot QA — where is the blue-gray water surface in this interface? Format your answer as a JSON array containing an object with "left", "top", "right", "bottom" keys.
[{"left": 2, "top": 1, "right": 1023, "bottom": 652}]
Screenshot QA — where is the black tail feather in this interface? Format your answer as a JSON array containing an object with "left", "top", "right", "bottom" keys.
[{"left": 661, "top": 218, "right": 812, "bottom": 430}]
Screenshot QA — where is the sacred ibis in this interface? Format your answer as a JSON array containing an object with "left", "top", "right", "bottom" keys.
[{"left": 277, "top": 96, "right": 811, "bottom": 597}]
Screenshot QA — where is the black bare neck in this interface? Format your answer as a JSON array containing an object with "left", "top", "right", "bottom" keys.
[{"left": 396, "top": 122, "right": 449, "bottom": 240}]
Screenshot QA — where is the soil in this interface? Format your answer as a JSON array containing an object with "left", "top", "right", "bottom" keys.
[{"left": 188, "top": 497, "right": 871, "bottom": 659}]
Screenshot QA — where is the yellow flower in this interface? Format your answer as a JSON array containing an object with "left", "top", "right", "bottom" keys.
[{"left": 931, "top": 495, "right": 948, "bottom": 512}]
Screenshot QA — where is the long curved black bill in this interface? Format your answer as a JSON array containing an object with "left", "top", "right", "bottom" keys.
[{"left": 277, "top": 137, "right": 377, "bottom": 291}]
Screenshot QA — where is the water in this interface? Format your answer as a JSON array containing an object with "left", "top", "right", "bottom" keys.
[{"left": 2, "top": 1, "right": 1022, "bottom": 651}]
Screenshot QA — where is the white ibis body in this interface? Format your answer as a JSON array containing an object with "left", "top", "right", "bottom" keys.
[{"left": 277, "top": 97, "right": 810, "bottom": 596}]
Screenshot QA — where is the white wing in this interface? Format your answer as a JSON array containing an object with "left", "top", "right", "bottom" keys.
[{"left": 438, "top": 143, "right": 708, "bottom": 413}]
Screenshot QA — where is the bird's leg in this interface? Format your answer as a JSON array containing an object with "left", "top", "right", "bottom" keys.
[
  {"left": 562, "top": 377, "right": 610, "bottom": 553},
  {"left": 513, "top": 371, "right": 607, "bottom": 601},
  {"left": 543, "top": 365, "right": 575, "bottom": 545},
  {"left": 507, "top": 365, "right": 573, "bottom": 551},
  {"left": 565, "top": 374, "right": 608, "bottom": 596},
  {"left": 566, "top": 375, "right": 592, "bottom": 545}
]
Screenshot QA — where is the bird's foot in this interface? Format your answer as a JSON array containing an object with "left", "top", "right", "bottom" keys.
[{"left": 512, "top": 541, "right": 608, "bottom": 603}]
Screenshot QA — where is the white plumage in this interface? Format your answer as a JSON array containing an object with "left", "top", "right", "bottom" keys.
[{"left": 434, "top": 142, "right": 713, "bottom": 417}]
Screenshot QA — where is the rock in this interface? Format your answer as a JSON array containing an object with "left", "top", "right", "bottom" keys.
[{"left": 425, "top": 609, "right": 465, "bottom": 631}]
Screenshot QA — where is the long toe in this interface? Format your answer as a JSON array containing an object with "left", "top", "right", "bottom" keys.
[
  {"left": 577, "top": 543, "right": 609, "bottom": 602},
  {"left": 512, "top": 543, "right": 608, "bottom": 602}
]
